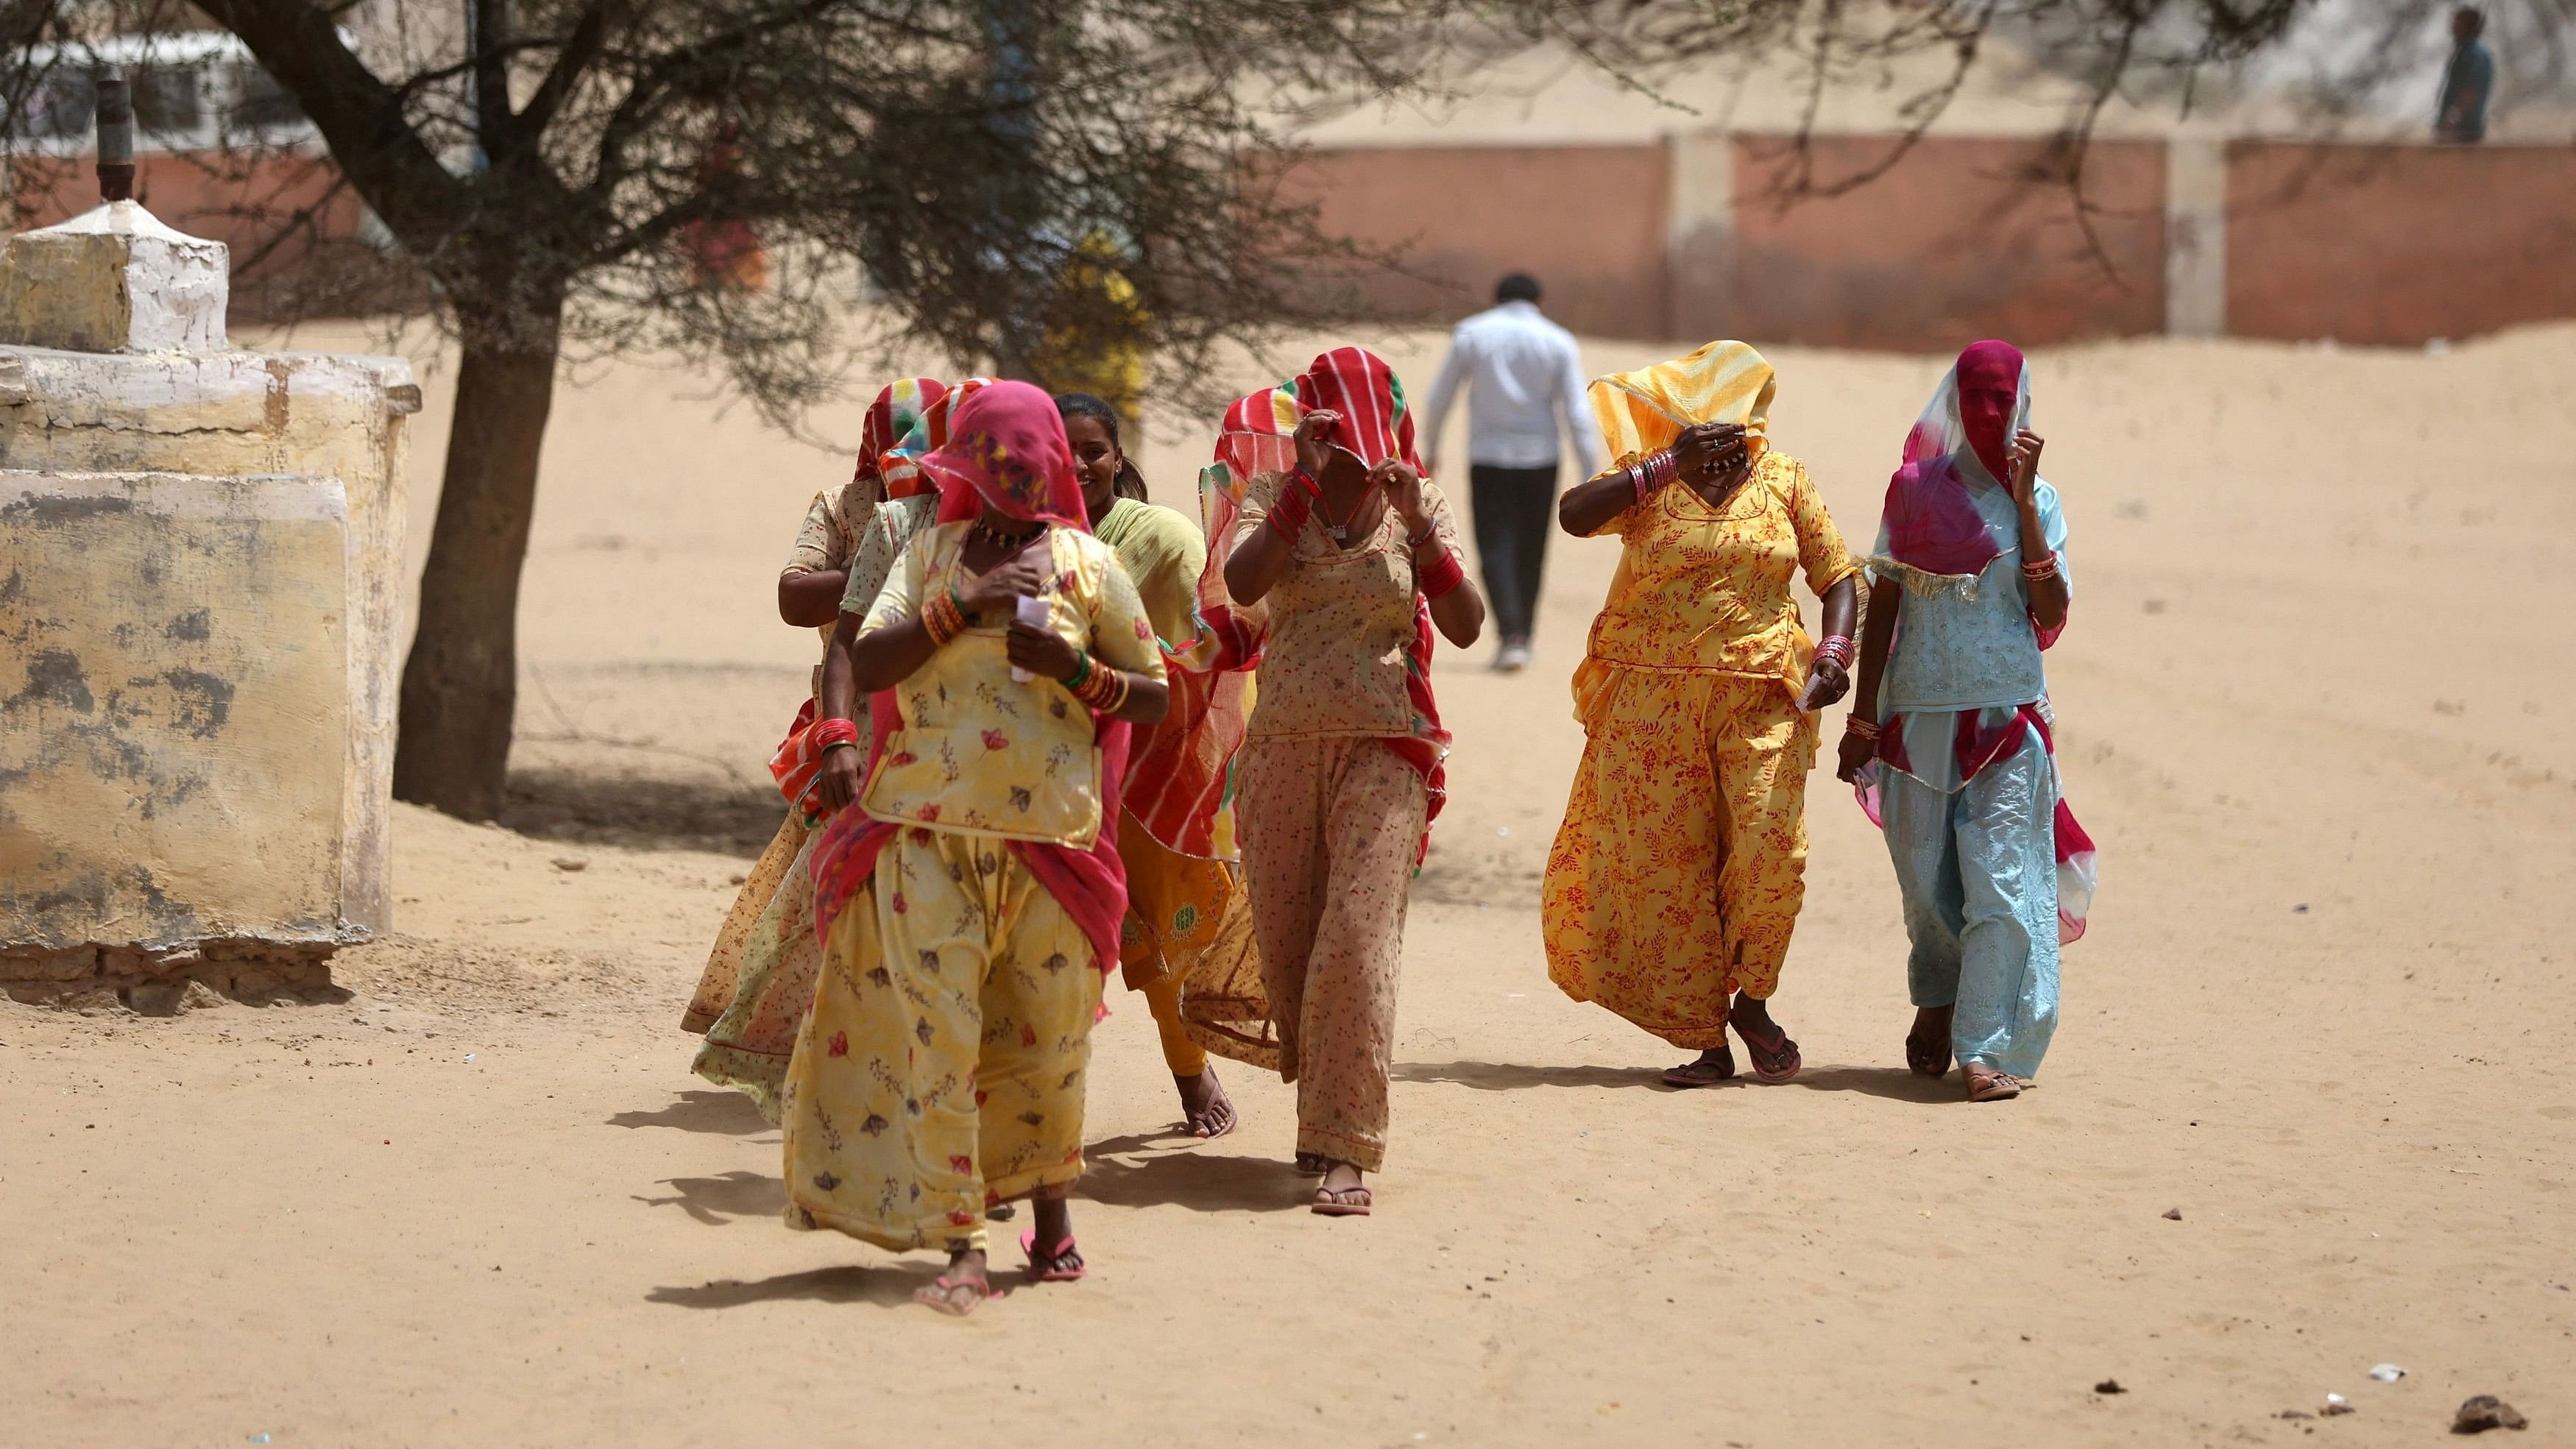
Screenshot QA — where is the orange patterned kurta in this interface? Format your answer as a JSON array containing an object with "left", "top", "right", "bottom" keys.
[{"left": 1541, "top": 450, "right": 1862, "bottom": 1049}]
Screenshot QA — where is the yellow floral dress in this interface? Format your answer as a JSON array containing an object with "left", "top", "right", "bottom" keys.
[
  {"left": 1540, "top": 452, "right": 1863, "bottom": 1049},
  {"left": 681, "top": 478, "right": 880, "bottom": 1034},
  {"left": 778, "top": 521, "right": 1164, "bottom": 1252},
  {"left": 687, "top": 495, "right": 938, "bottom": 1119}
]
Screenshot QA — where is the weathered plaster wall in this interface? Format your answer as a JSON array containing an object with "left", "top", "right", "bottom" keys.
[
  {"left": 0, "top": 470, "right": 349, "bottom": 948},
  {"left": 0, "top": 344, "right": 417, "bottom": 935},
  {"left": 0, "top": 202, "right": 228, "bottom": 353},
  {"left": 0, "top": 202, "right": 416, "bottom": 1005}
]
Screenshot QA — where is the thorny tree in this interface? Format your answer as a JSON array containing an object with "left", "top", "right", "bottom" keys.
[{"left": 3, "top": 0, "right": 2549, "bottom": 818}]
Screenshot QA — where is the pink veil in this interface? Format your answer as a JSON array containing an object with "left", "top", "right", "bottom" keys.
[{"left": 1874, "top": 342, "right": 2035, "bottom": 593}]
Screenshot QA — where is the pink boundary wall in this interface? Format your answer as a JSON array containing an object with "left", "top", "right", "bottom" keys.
[{"left": 1285, "top": 134, "right": 2576, "bottom": 348}]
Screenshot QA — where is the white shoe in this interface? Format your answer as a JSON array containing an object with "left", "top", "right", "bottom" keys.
[{"left": 1493, "top": 642, "right": 1533, "bottom": 673}]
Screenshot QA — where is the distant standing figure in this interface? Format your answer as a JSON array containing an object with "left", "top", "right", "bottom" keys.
[
  {"left": 2437, "top": 7, "right": 2495, "bottom": 144},
  {"left": 1422, "top": 272, "right": 1601, "bottom": 672}
]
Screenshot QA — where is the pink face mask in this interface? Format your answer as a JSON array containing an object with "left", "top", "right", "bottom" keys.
[{"left": 1953, "top": 340, "right": 2023, "bottom": 483}]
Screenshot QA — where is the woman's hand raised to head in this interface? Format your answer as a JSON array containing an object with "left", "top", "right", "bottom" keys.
[
  {"left": 1672, "top": 421, "right": 1749, "bottom": 486},
  {"left": 1373, "top": 458, "right": 1429, "bottom": 534},
  {"left": 2007, "top": 429, "right": 2045, "bottom": 511},
  {"left": 1292, "top": 409, "right": 1341, "bottom": 479}
]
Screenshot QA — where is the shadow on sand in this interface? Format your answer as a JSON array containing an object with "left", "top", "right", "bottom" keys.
[
  {"left": 1393, "top": 1060, "right": 1668, "bottom": 1092},
  {"left": 608, "top": 1089, "right": 776, "bottom": 1137},
  {"left": 648, "top": 1264, "right": 942, "bottom": 1310},
  {"left": 1784, "top": 1065, "right": 1958, "bottom": 1104},
  {"left": 498, "top": 767, "right": 783, "bottom": 857},
  {"left": 632, "top": 1170, "right": 786, "bottom": 1226},
  {"left": 1074, "top": 1130, "right": 1312, "bottom": 1214},
  {"left": 1394, "top": 1058, "right": 1956, "bottom": 1103}
]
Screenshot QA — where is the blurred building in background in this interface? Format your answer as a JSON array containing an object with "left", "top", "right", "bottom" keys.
[
  {"left": 7, "top": 14, "right": 2572, "bottom": 349},
  {"left": 1286, "top": 24, "right": 2576, "bottom": 348}
]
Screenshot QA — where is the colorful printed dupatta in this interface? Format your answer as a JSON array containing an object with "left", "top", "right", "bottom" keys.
[
  {"left": 1587, "top": 339, "right": 1778, "bottom": 469},
  {"left": 856, "top": 377, "right": 947, "bottom": 498},
  {"left": 881, "top": 376, "right": 993, "bottom": 502},
  {"left": 1202, "top": 347, "right": 1450, "bottom": 860}
]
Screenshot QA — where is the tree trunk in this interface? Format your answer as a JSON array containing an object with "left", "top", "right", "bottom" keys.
[{"left": 392, "top": 304, "right": 563, "bottom": 819}]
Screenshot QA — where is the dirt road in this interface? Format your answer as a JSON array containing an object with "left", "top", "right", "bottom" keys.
[{"left": 8, "top": 325, "right": 2572, "bottom": 1447}]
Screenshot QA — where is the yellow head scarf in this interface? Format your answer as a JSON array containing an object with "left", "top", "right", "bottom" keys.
[{"left": 1588, "top": 340, "right": 1776, "bottom": 467}]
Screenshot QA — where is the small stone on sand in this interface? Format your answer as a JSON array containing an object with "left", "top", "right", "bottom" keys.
[
  {"left": 2452, "top": 1395, "right": 2527, "bottom": 1434},
  {"left": 551, "top": 857, "right": 588, "bottom": 872},
  {"left": 2095, "top": 1379, "right": 2126, "bottom": 1395},
  {"left": 2162, "top": 1207, "right": 2183, "bottom": 1220}
]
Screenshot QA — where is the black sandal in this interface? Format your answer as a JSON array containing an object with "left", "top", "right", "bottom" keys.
[{"left": 1660, "top": 1046, "right": 1737, "bottom": 1088}]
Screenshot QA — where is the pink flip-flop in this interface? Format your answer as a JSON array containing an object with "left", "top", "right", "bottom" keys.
[{"left": 1022, "top": 1230, "right": 1086, "bottom": 1282}]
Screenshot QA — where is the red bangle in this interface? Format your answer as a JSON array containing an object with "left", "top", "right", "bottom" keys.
[
  {"left": 923, "top": 589, "right": 966, "bottom": 645},
  {"left": 1267, "top": 470, "right": 1317, "bottom": 541},
  {"left": 814, "top": 716, "right": 860, "bottom": 750},
  {"left": 1418, "top": 545, "right": 1466, "bottom": 600},
  {"left": 1071, "top": 656, "right": 1127, "bottom": 713}
]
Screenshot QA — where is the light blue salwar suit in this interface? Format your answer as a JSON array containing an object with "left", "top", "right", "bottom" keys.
[{"left": 1870, "top": 479, "right": 2068, "bottom": 1080}]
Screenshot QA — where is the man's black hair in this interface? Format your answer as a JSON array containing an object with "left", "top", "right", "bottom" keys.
[{"left": 1495, "top": 272, "right": 1543, "bottom": 305}]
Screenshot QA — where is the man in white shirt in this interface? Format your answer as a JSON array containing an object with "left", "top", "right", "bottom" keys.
[{"left": 1422, "top": 273, "right": 1601, "bottom": 672}]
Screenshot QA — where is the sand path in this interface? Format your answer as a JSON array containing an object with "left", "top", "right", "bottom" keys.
[{"left": 7, "top": 325, "right": 2573, "bottom": 1446}]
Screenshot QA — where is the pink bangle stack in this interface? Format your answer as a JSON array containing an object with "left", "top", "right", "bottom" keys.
[
  {"left": 1812, "top": 634, "right": 1855, "bottom": 672},
  {"left": 1625, "top": 450, "right": 1681, "bottom": 500}
]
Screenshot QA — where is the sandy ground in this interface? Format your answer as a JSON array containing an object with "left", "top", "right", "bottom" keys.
[{"left": 7, "top": 322, "right": 2576, "bottom": 1448}]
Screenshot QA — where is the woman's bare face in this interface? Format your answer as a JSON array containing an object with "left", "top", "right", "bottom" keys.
[{"left": 1064, "top": 414, "right": 1119, "bottom": 522}]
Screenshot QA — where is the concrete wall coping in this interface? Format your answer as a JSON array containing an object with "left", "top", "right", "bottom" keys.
[
  {"left": 1, "top": 467, "right": 351, "bottom": 524},
  {"left": 0, "top": 344, "right": 421, "bottom": 414}
]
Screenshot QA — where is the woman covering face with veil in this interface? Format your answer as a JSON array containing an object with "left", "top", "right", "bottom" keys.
[{"left": 1836, "top": 340, "right": 2097, "bottom": 1104}]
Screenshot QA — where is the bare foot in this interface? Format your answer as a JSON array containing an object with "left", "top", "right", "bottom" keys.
[
  {"left": 1312, "top": 1160, "right": 1372, "bottom": 1216},
  {"left": 1659, "top": 1047, "right": 1736, "bottom": 1088},
  {"left": 913, "top": 1244, "right": 992, "bottom": 1315},
  {"left": 1727, "top": 995, "right": 1802, "bottom": 1082},
  {"left": 1963, "top": 1062, "right": 2022, "bottom": 1102},
  {"left": 1176, "top": 1066, "right": 1236, "bottom": 1138},
  {"left": 1907, "top": 1005, "right": 1955, "bottom": 1078}
]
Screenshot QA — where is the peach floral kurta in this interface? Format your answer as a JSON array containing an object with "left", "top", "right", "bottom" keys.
[
  {"left": 1542, "top": 451, "right": 1862, "bottom": 1049},
  {"left": 1228, "top": 473, "right": 1460, "bottom": 1171}
]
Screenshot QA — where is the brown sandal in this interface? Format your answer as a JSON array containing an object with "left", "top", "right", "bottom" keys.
[
  {"left": 1312, "top": 1159, "right": 1373, "bottom": 1216},
  {"left": 1312, "top": 1183, "right": 1373, "bottom": 1216},
  {"left": 1964, "top": 1064, "right": 2023, "bottom": 1102},
  {"left": 1659, "top": 1046, "right": 1736, "bottom": 1088},
  {"left": 1180, "top": 1066, "right": 1237, "bottom": 1139},
  {"left": 1732, "top": 1017, "right": 1802, "bottom": 1084}
]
